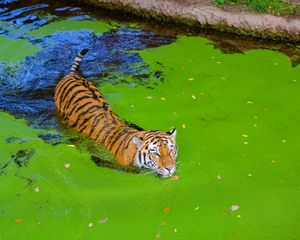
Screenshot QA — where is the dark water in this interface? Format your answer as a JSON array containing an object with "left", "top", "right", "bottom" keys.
[{"left": 0, "top": 0, "right": 175, "bottom": 129}]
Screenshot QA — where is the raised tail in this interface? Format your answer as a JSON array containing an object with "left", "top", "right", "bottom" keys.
[{"left": 70, "top": 49, "right": 89, "bottom": 73}]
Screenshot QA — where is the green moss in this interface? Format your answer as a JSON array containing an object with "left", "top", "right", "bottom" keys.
[
  {"left": 0, "top": 36, "right": 41, "bottom": 62},
  {"left": 1, "top": 32, "right": 300, "bottom": 239},
  {"left": 214, "top": 0, "right": 295, "bottom": 15},
  {"left": 29, "top": 19, "right": 112, "bottom": 37}
]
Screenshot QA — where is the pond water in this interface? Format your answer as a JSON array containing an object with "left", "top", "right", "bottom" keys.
[{"left": 1, "top": 0, "right": 300, "bottom": 239}]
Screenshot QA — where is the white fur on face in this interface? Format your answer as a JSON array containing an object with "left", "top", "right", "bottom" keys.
[{"left": 134, "top": 136, "right": 178, "bottom": 178}]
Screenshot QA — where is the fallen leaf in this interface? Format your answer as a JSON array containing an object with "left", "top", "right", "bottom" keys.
[
  {"left": 243, "top": 141, "right": 249, "bottom": 145},
  {"left": 34, "top": 187, "right": 40, "bottom": 193},
  {"left": 192, "top": 95, "right": 196, "bottom": 99},
  {"left": 248, "top": 173, "right": 252, "bottom": 177},
  {"left": 64, "top": 162, "right": 71, "bottom": 169},
  {"left": 160, "top": 97, "right": 166, "bottom": 101},
  {"left": 216, "top": 175, "right": 222, "bottom": 180},
  {"left": 88, "top": 223, "right": 93, "bottom": 228},
  {"left": 231, "top": 205, "right": 240, "bottom": 211},
  {"left": 241, "top": 134, "right": 248, "bottom": 138},
  {"left": 156, "top": 233, "right": 160, "bottom": 238},
  {"left": 67, "top": 144, "right": 75, "bottom": 147},
  {"left": 182, "top": 124, "right": 186, "bottom": 129},
  {"left": 188, "top": 77, "right": 194, "bottom": 81},
  {"left": 15, "top": 219, "right": 23, "bottom": 223},
  {"left": 237, "top": 214, "right": 241, "bottom": 218},
  {"left": 146, "top": 96, "right": 153, "bottom": 100},
  {"left": 164, "top": 207, "right": 170, "bottom": 213},
  {"left": 98, "top": 218, "right": 108, "bottom": 224},
  {"left": 174, "top": 227, "right": 177, "bottom": 233},
  {"left": 194, "top": 206, "right": 199, "bottom": 211},
  {"left": 172, "top": 175, "right": 179, "bottom": 181}
]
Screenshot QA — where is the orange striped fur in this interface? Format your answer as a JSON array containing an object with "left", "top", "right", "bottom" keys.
[{"left": 54, "top": 49, "right": 178, "bottom": 177}]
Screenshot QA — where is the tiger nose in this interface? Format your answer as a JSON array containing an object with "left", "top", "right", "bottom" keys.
[{"left": 164, "top": 167, "right": 172, "bottom": 173}]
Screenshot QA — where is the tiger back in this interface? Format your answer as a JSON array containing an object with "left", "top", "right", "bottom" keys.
[{"left": 54, "top": 49, "right": 178, "bottom": 178}]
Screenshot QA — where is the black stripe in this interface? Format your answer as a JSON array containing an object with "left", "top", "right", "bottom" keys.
[
  {"left": 66, "top": 101, "right": 91, "bottom": 118},
  {"left": 143, "top": 152, "right": 146, "bottom": 165},
  {"left": 122, "top": 133, "right": 138, "bottom": 155},
  {"left": 62, "top": 89, "right": 90, "bottom": 115},
  {"left": 95, "top": 122, "right": 110, "bottom": 141},
  {"left": 138, "top": 151, "right": 142, "bottom": 164},
  {"left": 101, "top": 126, "right": 116, "bottom": 145},
  {"left": 56, "top": 75, "right": 81, "bottom": 97},
  {"left": 108, "top": 127, "right": 129, "bottom": 151},
  {"left": 114, "top": 131, "right": 135, "bottom": 155},
  {"left": 78, "top": 114, "right": 95, "bottom": 129},
  {"left": 59, "top": 83, "right": 83, "bottom": 106},
  {"left": 70, "top": 105, "right": 100, "bottom": 128},
  {"left": 79, "top": 125, "right": 88, "bottom": 133},
  {"left": 105, "top": 127, "right": 122, "bottom": 148},
  {"left": 77, "top": 104, "right": 101, "bottom": 120},
  {"left": 89, "top": 114, "right": 105, "bottom": 137}
]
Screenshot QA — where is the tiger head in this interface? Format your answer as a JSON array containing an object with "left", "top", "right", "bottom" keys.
[{"left": 132, "top": 129, "right": 178, "bottom": 178}]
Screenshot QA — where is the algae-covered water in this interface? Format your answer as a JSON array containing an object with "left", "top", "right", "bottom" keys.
[{"left": 1, "top": 1, "right": 300, "bottom": 239}]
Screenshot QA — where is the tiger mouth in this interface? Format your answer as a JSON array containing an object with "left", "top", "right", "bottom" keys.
[{"left": 157, "top": 172, "right": 174, "bottom": 178}]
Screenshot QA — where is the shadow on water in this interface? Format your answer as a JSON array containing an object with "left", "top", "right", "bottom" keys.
[{"left": 0, "top": 0, "right": 299, "bottom": 131}]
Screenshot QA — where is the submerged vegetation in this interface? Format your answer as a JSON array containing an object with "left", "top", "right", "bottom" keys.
[{"left": 214, "top": 0, "right": 298, "bottom": 15}]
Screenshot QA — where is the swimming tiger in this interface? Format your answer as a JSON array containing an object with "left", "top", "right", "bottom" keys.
[{"left": 54, "top": 49, "right": 178, "bottom": 178}]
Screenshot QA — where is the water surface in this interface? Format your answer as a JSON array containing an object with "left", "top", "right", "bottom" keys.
[{"left": 0, "top": 1, "right": 300, "bottom": 239}]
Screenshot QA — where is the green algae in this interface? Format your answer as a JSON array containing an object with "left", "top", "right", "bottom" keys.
[
  {"left": 1, "top": 34, "right": 300, "bottom": 240},
  {"left": 29, "top": 20, "right": 112, "bottom": 37},
  {"left": 0, "top": 36, "right": 41, "bottom": 62}
]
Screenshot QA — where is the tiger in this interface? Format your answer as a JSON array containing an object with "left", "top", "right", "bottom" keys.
[{"left": 54, "top": 49, "right": 178, "bottom": 178}]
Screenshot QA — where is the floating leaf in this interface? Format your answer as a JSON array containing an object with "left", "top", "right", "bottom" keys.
[
  {"left": 231, "top": 205, "right": 240, "bottom": 211},
  {"left": 64, "top": 162, "right": 71, "bottom": 169},
  {"left": 172, "top": 175, "right": 179, "bottom": 181},
  {"left": 98, "top": 217, "right": 108, "bottom": 224}
]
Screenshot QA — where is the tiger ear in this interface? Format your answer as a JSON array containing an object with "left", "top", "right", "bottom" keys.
[
  {"left": 167, "top": 128, "right": 176, "bottom": 139},
  {"left": 132, "top": 136, "right": 143, "bottom": 148}
]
